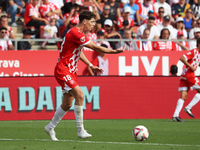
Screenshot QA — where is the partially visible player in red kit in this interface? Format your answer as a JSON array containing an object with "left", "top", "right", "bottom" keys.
[
  {"left": 44, "top": 11, "right": 125, "bottom": 141},
  {"left": 172, "top": 38, "right": 200, "bottom": 122}
]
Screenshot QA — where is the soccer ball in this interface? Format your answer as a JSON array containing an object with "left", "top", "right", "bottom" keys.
[{"left": 132, "top": 125, "right": 149, "bottom": 141}]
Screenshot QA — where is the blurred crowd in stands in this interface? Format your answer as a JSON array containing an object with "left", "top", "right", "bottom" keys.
[{"left": 0, "top": 0, "right": 200, "bottom": 51}]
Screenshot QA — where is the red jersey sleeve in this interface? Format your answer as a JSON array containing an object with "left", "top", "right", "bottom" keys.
[
  {"left": 70, "top": 28, "right": 90, "bottom": 46},
  {"left": 184, "top": 49, "right": 195, "bottom": 61}
]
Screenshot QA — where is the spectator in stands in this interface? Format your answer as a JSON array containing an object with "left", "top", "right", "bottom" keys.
[
  {"left": 172, "top": 30, "right": 189, "bottom": 51},
  {"left": 137, "top": 0, "right": 156, "bottom": 22},
  {"left": 137, "top": 16, "right": 159, "bottom": 39},
  {"left": 191, "top": 0, "right": 200, "bottom": 20},
  {"left": 101, "top": 19, "right": 122, "bottom": 49},
  {"left": 157, "top": 15, "right": 176, "bottom": 39},
  {"left": 39, "top": 0, "right": 64, "bottom": 27},
  {"left": 154, "top": 0, "right": 172, "bottom": 19},
  {"left": 171, "top": 0, "right": 190, "bottom": 19},
  {"left": 174, "top": 17, "right": 187, "bottom": 39},
  {"left": 154, "top": 7, "right": 165, "bottom": 25},
  {"left": 49, "top": 0, "right": 64, "bottom": 9},
  {"left": 0, "top": 27, "right": 14, "bottom": 50},
  {"left": 116, "top": 28, "right": 138, "bottom": 50},
  {"left": 117, "top": 7, "right": 134, "bottom": 32},
  {"left": 24, "top": 0, "right": 48, "bottom": 38},
  {"left": 96, "top": 4, "right": 113, "bottom": 32},
  {"left": 189, "top": 27, "right": 200, "bottom": 49},
  {"left": 136, "top": 28, "right": 153, "bottom": 51},
  {"left": 189, "top": 18, "right": 200, "bottom": 39},
  {"left": 81, "top": 0, "right": 103, "bottom": 15},
  {"left": 184, "top": 8, "right": 194, "bottom": 37},
  {"left": 123, "top": 0, "right": 140, "bottom": 25},
  {"left": 105, "top": 0, "right": 121, "bottom": 23},
  {"left": 61, "top": 0, "right": 82, "bottom": 15},
  {"left": 41, "top": 18, "right": 58, "bottom": 48},
  {"left": 7, "top": 0, "right": 25, "bottom": 26},
  {"left": 96, "top": 30, "right": 112, "bottom": 49},
  {"left": 87, "top": 43, "right": 109, "bottom": 76},
  {"left": 153, "top": 28, "right": 174, "bottom": 51},
  {"left": 0, "top": 15, "right": 15, "bottom": 39},
  {"left": 17, "top": 29, "right": 33, "bottom": 50},
  {"left": 142, "top": 10, "right": 156, "bottom": 25},
  {"left": 63, "top": 5, "right": 79, "bottom": 30}
]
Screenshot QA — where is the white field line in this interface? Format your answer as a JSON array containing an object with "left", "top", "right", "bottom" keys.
[{"left": 0, "top": 138, "right": 199, "bottom": 147}]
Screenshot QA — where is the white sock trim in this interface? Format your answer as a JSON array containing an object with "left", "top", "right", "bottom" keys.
[
  {"left": 74, "top": 105, "right": 84, "bottom": 132},
  {"left": 173, "top": 98, "right": 184, "bottom": 117},
  {"left": 49, "top": 106, "right": 67, "bottom": 130},
  {"left": 186, "top": 93, "right": 200, "bottom": 110}
]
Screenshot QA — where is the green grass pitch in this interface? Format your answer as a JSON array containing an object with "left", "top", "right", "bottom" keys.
[{"left": 0, "top": 119, "right": 199, "bottom": 150}]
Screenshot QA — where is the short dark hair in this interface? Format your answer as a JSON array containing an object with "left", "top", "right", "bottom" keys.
[
  {"left": 170, "top": 65, "right": 178, "bottom": 75},
  {"left": 79, "top": 11, "right": 96, "bottom": 23},
  {"left": 0, "top": 27, "right": 7, "bottom": 31},
  {"left": 0, "top": 15, "right": 8, "bottom": 20},
  {"left": 148, "top": 16, "right": 155, "bottom": 20},
  {"left": 158, "top": 7, "right": 164, "bottom": 10}
]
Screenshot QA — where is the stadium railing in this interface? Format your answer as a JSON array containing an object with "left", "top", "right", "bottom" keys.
[{"left": 0, "top": 39, "right": 196, "bottom": 50}]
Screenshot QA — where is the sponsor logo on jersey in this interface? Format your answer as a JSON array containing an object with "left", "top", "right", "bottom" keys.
[{"left": 80, "top": 36, "right": 85, "bottom": 42}]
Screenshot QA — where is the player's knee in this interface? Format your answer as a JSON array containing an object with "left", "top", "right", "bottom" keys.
[{"left": 76, "top": 93, "right": 84, "bottom": 101}]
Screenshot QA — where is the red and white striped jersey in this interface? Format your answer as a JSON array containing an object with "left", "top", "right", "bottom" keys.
[
  {"left": 58, "top": 27, "right": 90, "bottom": 74},
  {"left": 39, "top": 2, "right": 60, "bottom": 21},
  {"left": 172, "top": 41, "right": 189, "bottom": 51},
  {"left": 136, "top": 41, "right": 153, "bottom": 51},
  {"left": 154, "top": 17, "right": 162, "bottom": 26},
  {"left": 63, "top": 13, "right": 79, "bottom": 24},
  {"left": 153, "top": 41, "right": 175, "bottom": 51},
  {"left": 138, "top": 3, "right": 156, "bottom": 17},
  {"left": 0, "top": 40, "right": 12, "bottom": 51},
  {"left": 117, "top": 17, "right": 134, "bottom": 29},
  {"left": 181, "top": 49, "right": 200, "bottom": 77},
  {"left": 24, "top": 3, "right": 39, "bottom": 25}
]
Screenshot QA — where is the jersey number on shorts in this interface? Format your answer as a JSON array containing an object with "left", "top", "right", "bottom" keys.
[{"left": 63, "top": 75, "right": 72, "bottom": 82}]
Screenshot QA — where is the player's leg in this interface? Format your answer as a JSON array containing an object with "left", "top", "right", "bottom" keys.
[
  {"left": 45, "top": 93, "right": 74, "bottom": 141},
  {"left": 172, "top": 90, "right": 187, "bottom": 122},
  {"left": 184, "top": 83, "right": 200, "bottom": 118},
  {"left": 69, "top": 85, "right": 92, "bottom": 138}
]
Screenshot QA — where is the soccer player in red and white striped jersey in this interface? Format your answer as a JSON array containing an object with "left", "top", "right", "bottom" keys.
[
  {"left": 172, "top": 38, "right": 200, "bottom": 122},
  {"left": 44, "top": 11, "right": 125, "bottom": 141}
]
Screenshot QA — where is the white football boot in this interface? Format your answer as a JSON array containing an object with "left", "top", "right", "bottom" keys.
[
  {"left": 77, "top": 130, "right": 92, "bottom": 138},
  {"left": 44, "top": 125, "right": 59, "bottom": 141}
]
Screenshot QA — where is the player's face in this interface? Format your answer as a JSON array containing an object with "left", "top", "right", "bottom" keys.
[{"left": 85, "top": 18, "right": 96, "bottom": 31}]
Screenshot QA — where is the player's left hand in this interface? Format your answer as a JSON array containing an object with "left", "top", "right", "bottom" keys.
[{"left": 91, "top": 66, "right": 104, "bottom": 74}]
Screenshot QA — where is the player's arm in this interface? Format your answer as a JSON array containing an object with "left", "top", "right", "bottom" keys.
[
  {"left": 84, "top": 41, "right": 125, "bottom": 54},
  {"left": 80, "top": 52, "right": 103, "bottom": 74},
  {"left": 180, "top": 55, "right": 196, "bottom": 71}
]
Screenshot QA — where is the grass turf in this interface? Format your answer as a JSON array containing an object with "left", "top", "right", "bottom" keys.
[{"left": 0, "top": 119, "right": 199, "bottom": 150}]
